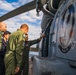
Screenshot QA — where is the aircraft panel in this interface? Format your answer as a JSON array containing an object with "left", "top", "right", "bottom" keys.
[{"left": 51, "top": 0, "right": 76, "bottom": 62}]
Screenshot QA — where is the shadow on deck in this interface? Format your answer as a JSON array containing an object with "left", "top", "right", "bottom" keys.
[{"left": 29, "top": 57, "right": 33, "bottom": 75}]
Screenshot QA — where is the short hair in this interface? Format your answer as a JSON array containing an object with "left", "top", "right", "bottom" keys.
[{"left": 20, "top": 24, "right": 29, "bottom": 29}]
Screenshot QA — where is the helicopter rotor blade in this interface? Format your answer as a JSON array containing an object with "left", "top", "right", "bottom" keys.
[{"left": 0, "top": 0, "right": 36, "bottom": 21}]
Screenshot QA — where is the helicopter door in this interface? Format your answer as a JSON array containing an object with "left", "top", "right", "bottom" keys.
[{"left": 38, "top": 21, "right": 51, "bottom": 57}]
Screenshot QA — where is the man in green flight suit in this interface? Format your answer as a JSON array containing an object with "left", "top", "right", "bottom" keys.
[
  {"left": 4, "top": 24, "right": 29, "bottom": 75},
  {"left": 17, "top": 33, "right": 45, "bottom": 75}
]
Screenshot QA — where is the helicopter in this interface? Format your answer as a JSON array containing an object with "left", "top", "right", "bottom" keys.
[{"left": 0, "top": 0, "right": 76, "bottom": 75}]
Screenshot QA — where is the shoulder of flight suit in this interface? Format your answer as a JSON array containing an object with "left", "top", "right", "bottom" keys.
[{"left": 7, "top": 30, "right": 23, "bottom": 51}]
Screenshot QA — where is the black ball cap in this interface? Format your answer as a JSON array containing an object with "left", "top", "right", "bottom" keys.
[{"left": 4, "top": 31, "right": 11, "bottom": 34}]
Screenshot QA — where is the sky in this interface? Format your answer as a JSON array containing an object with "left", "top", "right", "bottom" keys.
[{"left": 0, "top": 0, "right": 43, "bottom": 42}]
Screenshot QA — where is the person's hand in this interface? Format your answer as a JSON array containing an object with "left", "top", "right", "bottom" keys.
[
  {"left": 39, "top": 33, "right": 45, "bottom": 40},
  {"left": 14, "top": 67, "right": 20, "bottom": 74}
]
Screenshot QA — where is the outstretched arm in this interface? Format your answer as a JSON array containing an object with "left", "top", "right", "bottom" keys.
[{"left": 28, "top": 33, "right": 45, "bottom": 46}]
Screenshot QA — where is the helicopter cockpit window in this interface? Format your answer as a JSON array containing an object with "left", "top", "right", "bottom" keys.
[{"left": 58, "top": 3, "right": 75, "bottom": 53}]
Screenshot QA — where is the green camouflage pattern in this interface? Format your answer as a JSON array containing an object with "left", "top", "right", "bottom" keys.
[{"left": 4, "top": 30, "right": 25, "bottom": 75}]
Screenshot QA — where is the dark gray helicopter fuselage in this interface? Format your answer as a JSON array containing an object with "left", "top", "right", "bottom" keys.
[{"left": 33, "top": 0, "right": 76, "bottom": 75}]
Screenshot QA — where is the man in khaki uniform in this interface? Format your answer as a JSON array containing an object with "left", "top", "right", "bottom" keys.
[
  {"left": 4, "top": 24, "right": 29, "bottom": 75},
  {"left": 0, "top": 22, "right": 7, "bottom": 75}
]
